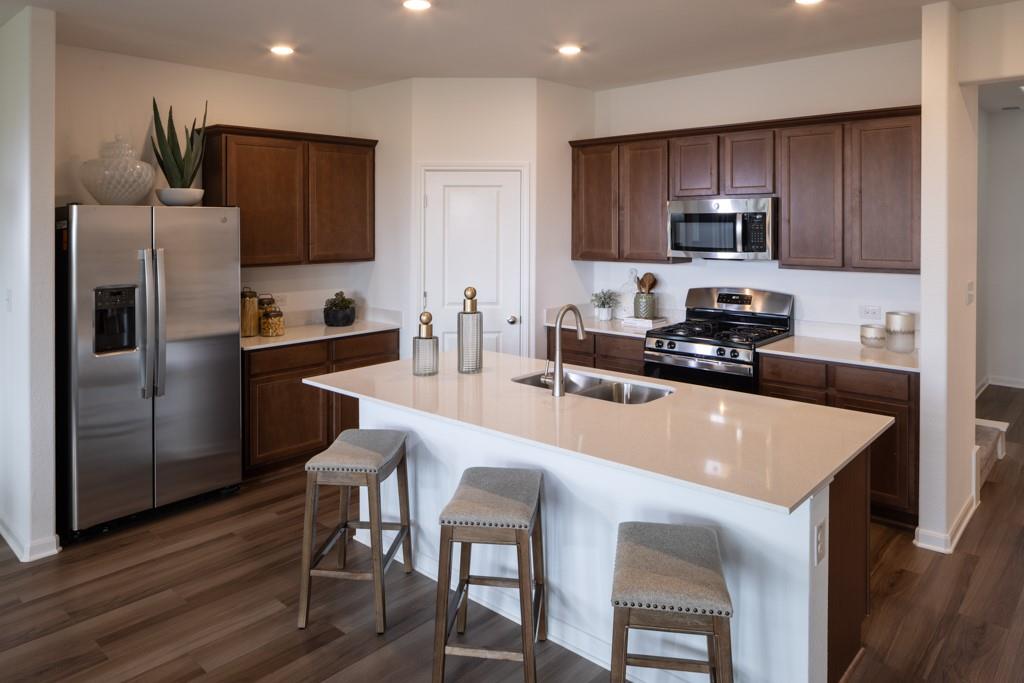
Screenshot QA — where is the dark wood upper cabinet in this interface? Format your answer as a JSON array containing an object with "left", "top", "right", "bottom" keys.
[
  {"left": 223, "top": 135, "right": 307, "bottom": 267},
  {"left": 572, "top": 144, "right": 620, "bottom": 260},
  {"left": 777, "top": 124, "right": 844, "bottom": 269},
  {"left": 669, "top": 134, "right": 718, "bottom": 198},
  {"left": 308, "top": 142, "right": 375, "bottom": 263},
  {"left": 721, "top": 129, "right": 774, "bottom": 195},
  {"left": 844, "top": 117, "right": 921, "bottom": 272},
  {"left": 620, "top": 140, "right": 669, "bottom": 261},
  {"left": 204, "top": 125, "right": 376, "bottom": 268}
]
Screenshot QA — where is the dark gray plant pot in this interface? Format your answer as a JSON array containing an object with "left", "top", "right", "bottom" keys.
[{"left": 324, "top": 307, "right": 356, "bottom": 327}]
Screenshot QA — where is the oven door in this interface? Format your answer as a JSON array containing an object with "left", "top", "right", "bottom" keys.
[
  {"left": 667, "top": 198, "right": 774, "bottom": 260},
  {"left": 643, "top": 351, "right": 756, "bottom": 393}
]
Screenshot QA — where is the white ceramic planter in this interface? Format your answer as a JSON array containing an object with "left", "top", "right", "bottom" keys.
[
  {"left": 596, "top": 307, "right": 613, "bottom": 321},
  {"left": 156, "top": 188, "right": 205, "bottom": 206}
]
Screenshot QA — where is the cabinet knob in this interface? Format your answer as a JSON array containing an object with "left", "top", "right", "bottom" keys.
[{"left": 506, "top": 315, "right": 519, "bottom": 325}]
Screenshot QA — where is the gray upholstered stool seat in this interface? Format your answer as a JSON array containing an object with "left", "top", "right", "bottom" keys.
[
  {"left": 305, "top": 429, "right": 406, "bottom": 477},
  {"left": 612, "top": 521, "right": 732, "bottom": 617},
  {"left": 438, "top": 466, "right": 542, "bottom": 529}
]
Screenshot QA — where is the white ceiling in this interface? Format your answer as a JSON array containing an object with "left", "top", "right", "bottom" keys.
[
  {"left": 0, "top": 0, "right": 1011, "bottom": 91},
  {"left": 980, "top": 79, "right": 1024, "bottom": 112}
]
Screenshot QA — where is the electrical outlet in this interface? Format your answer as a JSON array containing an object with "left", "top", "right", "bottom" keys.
[
  {"left": 814, "top": 521, "right": 827, "bottom": 566},
  {"left": 858, "top": 305, "right": 882, "bottom": 322}
]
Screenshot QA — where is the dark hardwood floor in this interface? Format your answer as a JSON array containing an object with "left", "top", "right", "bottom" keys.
[{"left": 2, "top": 385, "right": 1023, "bottom": 682}]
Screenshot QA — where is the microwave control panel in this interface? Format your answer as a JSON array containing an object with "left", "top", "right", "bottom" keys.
[{"left": 741, "top": 213, "right": 768, "bottom": 253}]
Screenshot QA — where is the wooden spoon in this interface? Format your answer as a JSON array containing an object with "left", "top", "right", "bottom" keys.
[{"left": 639, "top": 272, "right": 657, "bottom": 294}]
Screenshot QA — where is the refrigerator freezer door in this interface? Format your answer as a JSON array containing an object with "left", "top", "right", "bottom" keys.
[
  {"left": 153, "top": 207, "right": 241, "bottom": 505},
  {"left": 69, "top": 205, "right": 155, "bottom": 530}
]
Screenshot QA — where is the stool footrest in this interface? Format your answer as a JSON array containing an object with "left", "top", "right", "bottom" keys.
[
  {"left": 444, "top": 645, "right": 525, "bottom": 662},
  {"left": 347, "top": 521, "right": 404, "bottom": 532},
  {"left": 382, "top": 527, "right": 409, "bottom": 575},
  {"left": 467, "top": 574, "right": 519, "bottom": 589},
  {"left": 625, "top": 654, "right": 711, "bottom": 674},
  {"left": 310, "top": 569, "right": 373, "bottom": 581}
]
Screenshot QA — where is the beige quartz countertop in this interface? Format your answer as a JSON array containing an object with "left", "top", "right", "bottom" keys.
[
  {"left": 542, "top": 316, "right": 680, "bottom": 339},
  {"left": 241, "top": 321, "right": 400, "bottom": 351},
  {"left": 305, "top": 351, "right": 892, "bottom": 513},
  {"left": 759, "top": 336, "right": 919, "bottom": 373}
]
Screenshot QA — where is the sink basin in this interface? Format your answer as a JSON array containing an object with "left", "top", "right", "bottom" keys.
[{"left": 512, "top": 370, "right": 672, "bottom": 405}]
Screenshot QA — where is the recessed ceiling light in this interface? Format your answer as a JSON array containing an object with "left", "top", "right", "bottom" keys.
[
  {"left": 403, "top": 0, "right": 431, "bottom": 10},
  {"left": 558, "top": 44, "right": 582, "bottom": 57},
  {"left": 270, "top": 45, "right": 294, "bottom": 56},
  {"left": 795, "top": 0, "right": 823, "bottom": 4}
]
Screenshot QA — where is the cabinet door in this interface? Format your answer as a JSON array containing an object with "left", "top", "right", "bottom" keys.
[
  {"left": 308, "top": 143, "right": 374, "bottom": 263},
  {"left": 777, "top": 125, "right": 844, "bottom": 268},
  {"left": 669, "top": 134, "right": 718, "bottom": 198},
  {"left": 721, "top": 130, "right": 774, "bottom": 195},
  {"left": 759, "top": 382, "right": 829, "bottom": 405},
  {"left": 226, "top": 135, "right": 307, "bottom": 267},
  {"left": 620, "top": 140, "right": 670, "bottom": 261},
  {"left": 832, "top": 393, "right": 913, "bottom": 515},
  {"left": 844, "top": 117, "right": 920, "bottom": 272},
  {"left": 572, "top": 144, "right": 620, "bottom": 260},
  {"left": 247, "top": 364, "right": 331, "bottom": 469}
]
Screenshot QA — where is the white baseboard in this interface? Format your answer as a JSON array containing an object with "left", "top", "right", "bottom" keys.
[
  {"left": 987, "top": 376, "right": 1024, "bottom": 390},
  {"left": 0, "top": 519, "right": 60, "bottom": 563},
  {"left": 914, "top": 494, "right": 977, "bottom": 554},
  {"left": 976, "top": 377, "right": 990, "bottom": 398}
]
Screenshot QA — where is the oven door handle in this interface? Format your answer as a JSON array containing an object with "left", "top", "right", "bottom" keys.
[{"left": 644, "top": 351, "right": 754, "bottom": 377}]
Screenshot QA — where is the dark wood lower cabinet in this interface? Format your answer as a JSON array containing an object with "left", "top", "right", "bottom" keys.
[
  {"left": 243, "top": 330, "right": 400, "bottom": 476},
  {"left": 545, "top": 327, "right": 645, "bottom": 373},
  {"left": 759, "top": 355, "right": 920, "bottom": 527}
]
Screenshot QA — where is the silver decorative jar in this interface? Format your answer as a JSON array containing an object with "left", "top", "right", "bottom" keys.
[
  {"left": 80, "top": 137, "right": 154, "bottom": 205},
  {"left": 884, "top": 312, "right": 916, "bottom": 353},
  {"left": 860, "top": 324, "right": 886, "bottom": 348},
  {"left": 413, "top": 311, "right": 439, "bottom": 377},
  {"left": 457, "top": 287, "right": 483, "bottom": 374}
]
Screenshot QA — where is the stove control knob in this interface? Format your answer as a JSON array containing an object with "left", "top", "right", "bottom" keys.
[
  {"left": 667, "top": 341, "right": 676, "bottom": 350},
  {"left": 730, "top": 349, "right": 740, "bottom": 359},
  {"left": 655, "top": 340, "right": 664, "bottom": 349},
  {"left": 716, "top": 347, "right": 727, "bottom": 357}
]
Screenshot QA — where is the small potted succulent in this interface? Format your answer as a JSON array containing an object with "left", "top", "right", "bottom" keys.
[
  {"left": 324, "top": 291, "right": 356, "bottom": 327},
  {"left": 591, "top": 289, "right": 619, "bottom": 321},
  {"left": 151, "top": 98, "right": 208, "bottom": 206}
]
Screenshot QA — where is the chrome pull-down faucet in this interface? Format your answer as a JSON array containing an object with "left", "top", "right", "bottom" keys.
[{"left": 552, "top": 304, "right": 586, "bottom": 397}]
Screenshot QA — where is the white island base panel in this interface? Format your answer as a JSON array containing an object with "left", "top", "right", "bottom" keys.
[{"left": 353, "top": 401, "right": 829, "bottom": 683}]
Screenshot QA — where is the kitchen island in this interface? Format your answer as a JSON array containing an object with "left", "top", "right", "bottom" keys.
[{"left": 305, "top": 351, "right": 892, "bottom": 683}]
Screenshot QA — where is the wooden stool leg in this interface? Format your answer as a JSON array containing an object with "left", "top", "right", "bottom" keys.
[
  {"left": 610, "top": 606, "right": 629, "bottom": 683},
  {"left": 456, "top": 542, "right": 472, "bottom": 634},
  {"left": 337, "top": 485, "right": 351, "bottom": 569},
  {"left": 432, "top": 525, "right": 455, "bottom": 683},
  {"left": 397, "top": 452, "right": 414, "bottom": 573},
  {"left": 515, "top": 529, "right": 537, "bottom": 683},
  {"left": 367, "top": 474, "right": 387, "bottom": 634},
  {"left": 713, "top": 616, "right": 734, "bottom": 683},
  {"left": 531, "top": 503, "right": 547, "bottom": 642},
  {"left": 297, "top": 472, "right": 319, "bottom": 629}
]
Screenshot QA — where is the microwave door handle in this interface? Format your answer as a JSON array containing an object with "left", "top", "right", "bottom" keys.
[
  {"left": 139, "top": 249, "right": 155, "bottom": 398},
  {"left": 735, "top": 213, "right": 744, "bottom": 254},
  {"left": 154, "top": 247, "right": 167, "bottom": 397}
]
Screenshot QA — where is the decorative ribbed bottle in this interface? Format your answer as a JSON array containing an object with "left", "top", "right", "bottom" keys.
[
  {"left": 413, "top": 311, "right": 439, "bottom": 376},
  {"left": 457, "top": 287, "right": 483, "bottom": 374}
]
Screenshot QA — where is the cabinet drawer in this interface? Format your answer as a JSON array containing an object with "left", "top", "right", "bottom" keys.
[
  {"left": 595, "top": 334, "right": 645, "bottom": 361},
  {"left": 759, "top": 355, "right": 827, "bottom": 388},
  {"left": 832, "top": 365, "right": 910, "bottom": 402},
  {"left": 562, "top": 352, "right": 596, "bottom": 368},
  {"left": 331, "top": 330, "right": 399, "bottom": 362},
  {"left": 547, "top": 327, "right": 595, "bottom": 356},
  {"left": 248, "top": 341, "right": 329, "bottom": 377},
  {"left": 595, "top": 356, "right": 645, "bottom": 376},
  {"left": 760, "top": 381, "right": 829, "bottom": 405}
]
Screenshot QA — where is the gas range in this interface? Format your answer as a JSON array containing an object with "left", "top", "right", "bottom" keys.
[{"left": 643, "top": 287, "right": 794, "bottom": 392}]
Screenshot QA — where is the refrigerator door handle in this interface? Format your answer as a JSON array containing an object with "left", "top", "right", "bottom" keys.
[
  {"left": 139, "top": 248, "right": 156, "bottom": 398},
  {"left": 155, "top": 247, "right": 167, "bottom": 397}
]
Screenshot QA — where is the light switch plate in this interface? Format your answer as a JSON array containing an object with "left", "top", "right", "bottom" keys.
[
  {"left": 858, "top": 305, "right": 882, "bottom": 322},
  {"left": 814, "top": 521, "right": 827, "bottom": 566}
]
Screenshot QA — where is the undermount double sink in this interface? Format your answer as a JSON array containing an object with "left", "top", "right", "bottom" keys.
[{"left": 513, "top": 370, "right": 673, "bottom": 405}]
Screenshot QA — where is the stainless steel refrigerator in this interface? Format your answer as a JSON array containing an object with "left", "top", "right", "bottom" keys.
[{"left": 56, "top": 205, "right": 241, "bottom": 533}]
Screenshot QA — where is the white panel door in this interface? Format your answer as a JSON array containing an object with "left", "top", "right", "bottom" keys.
[{"left": 424, "top": 170, "right": 524, "bottom": 355}]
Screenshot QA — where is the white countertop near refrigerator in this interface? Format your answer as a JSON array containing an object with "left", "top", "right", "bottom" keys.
[{"left": 241, "top": 320, "right": 400, "bottom": 351}]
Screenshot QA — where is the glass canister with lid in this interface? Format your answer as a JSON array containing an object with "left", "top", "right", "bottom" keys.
[
  {"left": 241, "top": 287, "right": 259, "bottom": 337},
  {"left": 260, "top": 304, "right": 286, "bottom": 337}
]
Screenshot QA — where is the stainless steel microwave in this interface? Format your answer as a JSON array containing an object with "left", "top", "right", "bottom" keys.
[{"left": 667, "top": 197, "right": 776, "bottom": 261}]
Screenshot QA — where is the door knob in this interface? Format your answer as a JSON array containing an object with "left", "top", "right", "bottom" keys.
[{"left": 506, "top": 315, "right": 518, "bottom": 325}]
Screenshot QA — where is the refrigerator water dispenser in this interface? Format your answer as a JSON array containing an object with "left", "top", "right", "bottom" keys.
[{"left": 94, "top": 286, "right": 137, "bottom": 354}]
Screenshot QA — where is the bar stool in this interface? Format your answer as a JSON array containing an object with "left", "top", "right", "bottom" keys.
[
  {"left": 297, "top": 429, "right": 413, "bottom": 634},
  {"left": 610, "top": 521, "right": 734, "bottom": 683},
  {"left": 432, "top": 467, "right": 547, "bottom": 683}
]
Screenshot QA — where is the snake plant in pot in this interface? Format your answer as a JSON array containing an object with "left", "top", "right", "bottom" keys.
[{"left": 151, "top": 98, "right": 208, "bottom": 205}]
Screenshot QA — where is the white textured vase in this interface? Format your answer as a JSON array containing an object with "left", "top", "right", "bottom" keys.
[
  {"left": 80, "top": 137, "right": 154, "bottom": 205},
  {"left": 156, "top": 188, "right": 205, "bottom": 206},
  {"left": 596, "top": 307, "right": 613, "bottom": 321}
]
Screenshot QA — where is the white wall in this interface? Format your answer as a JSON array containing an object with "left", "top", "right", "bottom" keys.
[
  {"left": 959, "top": 0, "right": 1024, "bottom": 84},
  {"left": 535, "top": 80, "right": 595, "bottom": 353},
  {"left": 55, "top": 45, "right": 360, "bottom": 325},
  {"left": 977, "top": 109, "right": 1024, "bottom": 389},
  {"left": 590, "top": 41, "right": 923, "bottom": 340},
  {"left": 0, "top": 6, "right": 58, "bottom": 562}
]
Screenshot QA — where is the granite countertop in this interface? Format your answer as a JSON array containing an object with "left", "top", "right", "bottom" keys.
[
  {"left": 241, "top": 320, "right": 400, "bottom": 351},
  {"left": 305, "top": 351, "right": 892, "bottom": 512},
  {"left": 758, "top": 336, "right": 919, "bottom": 373}
]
